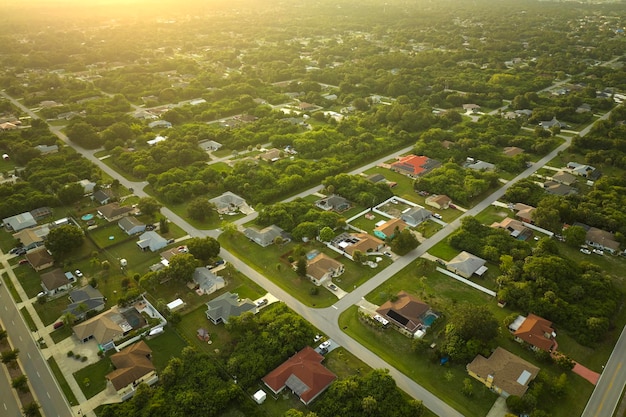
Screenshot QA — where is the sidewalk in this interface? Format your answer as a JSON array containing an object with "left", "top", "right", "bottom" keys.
[
  {"left": 1, "top": 256, "right": 96, "bottom": 416},
  {"left": 573, "top": 362, "right": 600, "bottom": 385}
]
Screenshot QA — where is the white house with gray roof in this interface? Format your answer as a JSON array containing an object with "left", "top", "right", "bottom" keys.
[
  {"left": 446, "top": 251, "right": 488, "bottom": 278},
  {"left": 205, "top": 292, "right": 256, "bottom": 324}
]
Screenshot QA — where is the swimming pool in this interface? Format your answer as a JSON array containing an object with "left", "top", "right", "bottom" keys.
[
  {"left": 422, "top": 313, "right": 438, "bottom": 327},
  {"left": 306, "top": 250, "right": 320, "bottom": 260},
  {"left": 81, "top": 213, "right": 94, "bottom": 221}
]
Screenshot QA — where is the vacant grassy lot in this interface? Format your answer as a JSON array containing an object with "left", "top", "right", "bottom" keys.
[
  {"left": 145, "top": 329, "right": 189, "bottom": 371},
  {"left": 74, "top": 358, "right": 113, "bottom": 399},
  {"left": 363, "top": 166, "right": 416, "bottom": 201}
]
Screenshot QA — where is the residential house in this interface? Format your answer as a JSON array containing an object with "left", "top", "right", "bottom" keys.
[
  {"left": 467, "top": 160, "right": 495, "bottom": 171},
  {"left": 192, "top": 268, "right": 225, "bottom": 295},
  {"left": 3, "top": 212, "right": 37, "bottom": 231},
  {"left": 376, "top": 291, "right": 436, "bottom": 338},
  {"left": 97, "top": 203, "right": 133, "bottom": 222},
  {"left": 93, "top": 189, "right": 113, "bottom": 205},
  {"left": 244, "top": 225, "right": 287, "bottom": 247},
  {"left": 446, "top": 251, "right": 488, "bottom": 278},
  {"left": 73, "top": 307, "right": 136, "bottom": 350},
  {"left": 297, "top": 102, "right": 317, "bottom": 112},
  {"left": 539, "top": 117, "right": 567, "bottom": 130},
  {"left": 118, "top": 217, "right": 146, "bottom": 236},
  {"left": 198, "top": 140, "right": 222, "bottom": 152},
  {"left": 136, "top": 231, "right": 168, "bottom": 252},
  {"left": 205, "top": 292, "right": 256, "bottom": 324},
  {"left": 462, "top": 103, "right": 481, "bottom": 113},
  {"left": 78, "top": 179, "right": 96, "bottom": 194},
  {"left": 509, "top": 314, "right": 557, "bottom": 352},
  {"left": 12, "top": 225, "right": 48, "bottom": 251},
  {"left": 262, "top": 346, "right": 336, "bottom": 405},
  {"left": 390, "top": 155, "right": 440, "bottom": 178},
  {"left": 467, "top": 347, "right": 540, "bottom": 398},
  {"left": 552, "top": 171, "right": 577, "bottom": 186},
  {"left": 258, "top": 148, "right": 283, "bottom": 162},
  {"left": 209, "top": 192, "right": 252, "bottom": 215},
  {"left": 586, "top": 227, "right": 620, "bottom": 254},
  {"left": 147, "top": 135, "right": 167, "bottom": 146},
  {"left": 543, "top": 181, "right": 575, "bottom": 196},
  {"left": 34, "top": 144, "right": 59, "bottom": 155},
  {"left": 41, "top": 269, "right": 73, "bottom": 296},
  {"left": 306, "top": 253, "right": 344, "bottom": 286},
  {"left": 315, "top": 195, "right": 350, "bottom": 212},
  {"left": 374, "top": 218, "right": 408, "bottom": 240},
  {"left": 490, "top": 218, "right": 533, "bottom": 241},
  {"left": 25, "top": 247, "right": 54, "bottom": 271},
  {"left": 106, "top": 341, "right": 158, "bottom": 401},
  {"left": 401, "top": 207, "right": 432, "bottom": 227},
  {"left": 339, "top": 233, "right": 384, "bottom": 256},
  {"left": 513, "top": 203, "right": 535, "bottom": 223},
  {"left": 62, "top": 285, "right": 106, "bottom": 320},
  {"left": 30, "top": 207, "right": 52, "bottom": 221},
  {"left": 566, "top": 162, "right": 599, "bottom": 179},
  {"left": 502, "top": 147, "right": 524, "bottom": 158},
  {"left": 425, "top": 195, "right": 452, "bottom": 210}
]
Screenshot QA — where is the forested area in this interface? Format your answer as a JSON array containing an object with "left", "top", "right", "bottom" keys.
[{"left": 255, "top": 199, "right": 345, "bottom": 233}]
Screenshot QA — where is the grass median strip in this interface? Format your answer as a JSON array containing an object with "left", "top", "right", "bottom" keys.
[{"left": 47, "top": 356, "right": 79, "bottom": 406}]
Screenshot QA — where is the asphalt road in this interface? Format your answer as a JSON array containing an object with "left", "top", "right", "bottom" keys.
[
  {"left": 0, "top": 319, "right": 22, "bottom": 417},
  {"left": 1, "top": 88, "right": 623, "bottom": 416},
  {"left": 0, "top": 276, "right": 70, "bottom": 417}
]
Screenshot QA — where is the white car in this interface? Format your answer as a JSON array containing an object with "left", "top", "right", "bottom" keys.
[
  {"left": 580, "top": 248, "right": 591, "bottom": 255},
  {"left": 592, "top": 249, "right": 604, "bottom": 256},
  {"left": 432, "top": 213, "right": 443, "bottom": 220},
  {"left": 75, "top": 269, "right": 83, "bottom": 278},
  {"left": 319, "top": 340, "right": 331, "bottom": 350}
]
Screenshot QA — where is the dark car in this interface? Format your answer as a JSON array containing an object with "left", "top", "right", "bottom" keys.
[
  {"left": 53, "top": 321, "right": 64, "bottom": 329},
  {"left": 18, "top": 259, "right": 30, "bottom": 265}
]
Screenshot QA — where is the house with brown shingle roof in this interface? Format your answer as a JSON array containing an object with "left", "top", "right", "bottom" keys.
[
  {"left": 97, "top": 203, "right": 134, "bottom": 222},
  {"left": 513, "top": 203, "right": 535, "bottom": 223},
  {"left": 490, "top": 217, "right": 533, "bottom": 241},
  {"left": 340, "top": 233, "right": 384, "bottom": 256},
  {"left": 552, "top": 171, "right": 577, "bottom": 186},
  {"left": 376, "top": 291, "right": 436, "bottom": 337},
  {"left": 73, "top": 307, "right": 133, "bottom": 349},
  {"left": 425, "top": 194, "right": 452, "bottom": 210},
  {"left": 257, "top": 148, "right": 283, "bottom": 162},
  {"left": 41, "top": 268, "right": 73, "bottom": 296},
  {"left": 25, "top": 247, "right": 55, "bottom": 271},
  {"left": 374, "top": 218, "right": 408, "bottom": 240},
  {"left": 106, "top": 341, "right": 158, "bottom": 400},
  {"left": 262, "top": 346, "right": 336, "bottom": 405},
  {"left": 586, "top": 227, "right": 620, "bottom": 254},
  {"left": 306, "top": 253, "right": 344, "bottom": 286},
  {"left": 510, "top": 314, "right": 557, "bottom": 352},
  {"left": 467, "top": 347, "right": 539, "bottom": 398}
]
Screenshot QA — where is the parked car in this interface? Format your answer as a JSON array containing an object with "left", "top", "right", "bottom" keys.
[
  {"left": 9, "top": 247, "right": 21, "bottom": 255},
  {"left": 328, "top": 284, "right": 338, "bottom": 291},
  {"left": 15, "top": 248, "right": 26, "bottom": 256},
  {"left": 75, "top": 269, "right": 83, "bottom": 278},
  {"left": 580, "top": 248, "right": 592, "bottom": 255},
  {"left": 313, "top": 334, "right": 323, "bottom": 342},
  {"left": 256, "top": 298, "right": 268, "bottom": 307},
  {"left": 384, "top": 251, "right": 392, "bottom": 257},
  {"left": 18, "top": 259, "right": 29, "bottom": 265},
  {"left": 319, "top": 340, "right": 331, "bottom": 349},
  {"left": 435, "top": 259, "right": 446, "bottom": 266},
  {"left": 53, "top": 321, "right": 64, "bottom": 329},
  {"left": 592, "top": 249, "right": 604, "bottom": 255},
  {"left": 167, "top": 238, "right": 175, "bottom": 244},
  {"left": 432, "top": 213, "right": 443, "bottom": 220}
]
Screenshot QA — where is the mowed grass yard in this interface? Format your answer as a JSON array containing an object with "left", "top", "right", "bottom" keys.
[{"left": 344, "top": 257, "right": 595, "bottom": 417}]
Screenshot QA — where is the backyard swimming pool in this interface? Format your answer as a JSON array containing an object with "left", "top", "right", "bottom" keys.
[{"left": 81, "top": 213, "right": 94, "bottom": 221}]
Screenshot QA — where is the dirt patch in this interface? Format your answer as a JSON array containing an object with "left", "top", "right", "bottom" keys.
[{"left": 496, "top": 211, "right": 508, "bottom": 218}]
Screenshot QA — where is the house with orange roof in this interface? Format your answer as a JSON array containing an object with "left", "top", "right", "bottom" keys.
[
  {"left": 262, "top": 346, "right": 336, "bottom": 405},
  {"left": 106, "top": 340, "right": 158, "bottom": 400},
  {"left": 509, "top": 313, "right": 557, "bottom": 352},
  {"left": 390, "top": 155, "right": 440, "bottom": 178},
  {"left": 374, "top": 218, "right": 408, "bottom": 240}
]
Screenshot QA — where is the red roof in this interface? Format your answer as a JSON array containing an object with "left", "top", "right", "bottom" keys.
[
  {"left": 262, "top": 346, "right": 336, "bottom": 404},
  {"left": 391, "top": 155, "right": 430, "bottom": 176},
  {"left": 514, "top": 314, "right": 556, "bottom": 352}
]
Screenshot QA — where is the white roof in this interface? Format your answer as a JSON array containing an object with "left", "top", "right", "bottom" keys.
[
  {"left": 517, "top": 370, "right": 532, "bottom": 386},
  {"left": 166, "top": 298, "right": 184, "bottom": 310}
]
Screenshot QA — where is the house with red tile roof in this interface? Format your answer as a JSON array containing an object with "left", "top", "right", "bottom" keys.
[
  {"left": 390, "top": 155, "right": 440, "bottom": 178},
  {"left": 510, "top": 313, "right": 557, "bottom": 352},
  {"left": 262, "top": 346, "right": 336, "bottom": 405}
]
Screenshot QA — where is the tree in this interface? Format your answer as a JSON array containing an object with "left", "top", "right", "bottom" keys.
[
  {"left": 186, "top": 237, "right": 220, "bottom": 263},
  {"left": 137, "top": 197, "right": 162, "bottom": 219},
  {"left": 22, "top": 402, "right": 41, "bottom": 417},
  {"left": 62, "top": 312, "right": 76, "bottom": 326},
  {"left": 462, "top": 378, "right": 474, "bottom": 397},
  {"left": 45, "top": 225, "right": 84, "bottom": 259},
  {"left": 168, "top": 253, "right": 198, "bottom": 283},
  {"left": 389, "top": 229, "right": 419, "bottom": 255},
  {"left": 443, "top": 304, "right": 498, "bottom": 361},
  {"left": 12, "top": 375, "right": 28, "bottom": 393},
  {"left": 295, "top": 257, "right": 307, "bottom": 277},
  {"left": 187, "top": 198, "right": 215, "bottom": 221},
  {"left": 58, "top": 183, "right": 85, "bottom": 205},
  {"left": 160, "top": 218, "right": 169, "bottom": 233},
  {"left": 563, "top": 225, "right": 586, "bottom": 247},
  {"left": 1, "top": 349, "right": 19, "bottom": 366},
  {"left": 319, "top": 226, "right": 334, "bottom": 242}
]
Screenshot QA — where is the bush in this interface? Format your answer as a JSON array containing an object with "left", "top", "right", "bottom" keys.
[{"left": 67, "top": 351, "right": 74, "bottom": 357}]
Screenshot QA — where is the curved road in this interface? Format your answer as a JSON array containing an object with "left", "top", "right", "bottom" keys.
[{"left": 1, "top": 89, "right": 623, "bottom": 416}]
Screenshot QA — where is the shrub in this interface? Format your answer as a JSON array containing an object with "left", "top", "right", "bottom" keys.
[{"left": 67, "top": 351, "right": 74, "bottom": 357}]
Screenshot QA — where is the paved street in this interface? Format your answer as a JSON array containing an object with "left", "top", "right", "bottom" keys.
[{"left": 0, "top": 88, "right": 622, "bottom": 416}]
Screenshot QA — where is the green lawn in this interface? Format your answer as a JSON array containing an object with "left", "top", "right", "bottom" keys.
[
  {"left": 363, "top": 166, "right": 416, "bottom": 201},
  {"left": 414, "top": 220, "right": 443, "bottom": 239},
  {"left": 48, "top": 357, "right": 79, "bottom": 406},
  {"left": 33, "top": 296, "right": 68, "bottom": 326},
  {"left": 427, "top": 240, "right": 460, "bottom": 261},
  {"left": 144, "top": 330, "right": 189, "bottom": 371},
  {"left": 1, "top": 272, "right": 22, "bottom": 302},
  {"left": 175, "top": 304, "right": 234, "bottom": 355},
  {"left": 15, "top": 266, "right": 44, "bottom": 298},
  {"left": 20, "top": 307, "right": 37, "bottom": 331},
  {"left": 88, "top": 223, "right": 134, "bottom": 249},
  {"left": 73, "top": 358, "right": 113, "bottom": 399},
  {"left": 50, "top": 325, "right": 73, "bottom": 343},
  {"left": 473, "top": 205, "right": 514, "bottom": 226}
]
